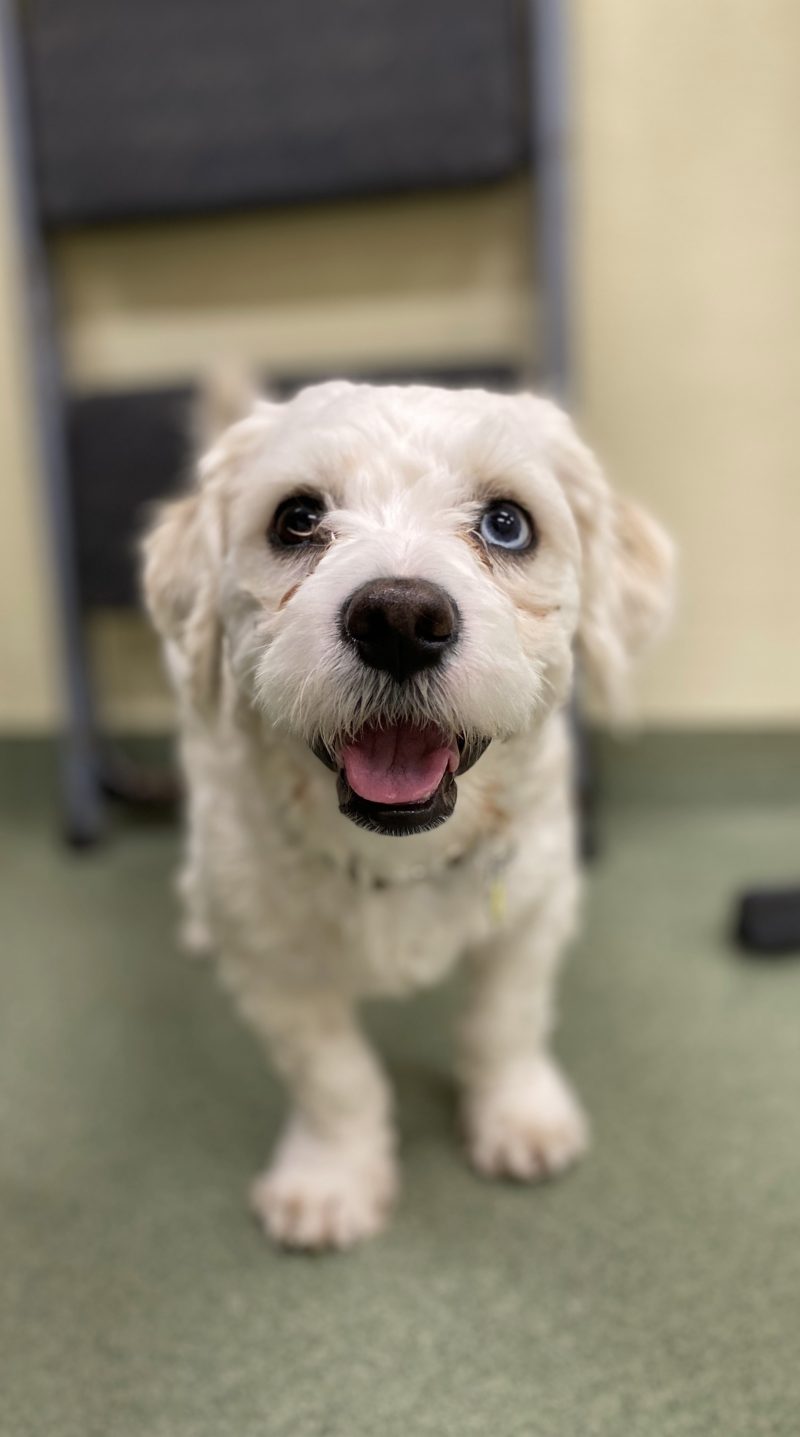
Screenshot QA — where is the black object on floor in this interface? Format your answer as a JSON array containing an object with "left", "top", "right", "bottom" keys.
[{"left": 735, "top": 886, "right": 800, "bottom": 956}]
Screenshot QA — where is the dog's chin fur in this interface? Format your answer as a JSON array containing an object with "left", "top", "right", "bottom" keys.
[{"left": 143, "top": 378, "right": 673, "bottom": 1250}]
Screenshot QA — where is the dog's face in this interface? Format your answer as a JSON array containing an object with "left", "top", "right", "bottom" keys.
[{"left": 144, "top": 383, "right": 672, "bottom": 836}]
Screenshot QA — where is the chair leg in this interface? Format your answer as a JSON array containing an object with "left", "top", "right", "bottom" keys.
[
  {"left": 571, "top": 699, "right": 597, "bottom": 862},
  {"left": 527, "top": 0, "right": 572, "bottom": 397},
  {"left": 1, "top": 0, "right": 104, "bottom": 844},
  {"left": 60, "top": 720, "right": 104, "bottom": 848},
  {"left": 57, "top": 597, "right": 104, "bottom": 847},
  {"left": 26, "top": 253, "right": 105, "bottom": 847},
  {"left": 527, "top": 1, "right": 597, "bottom": 857}
]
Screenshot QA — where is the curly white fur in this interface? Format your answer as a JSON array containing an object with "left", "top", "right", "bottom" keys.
[{"left": 143, "top": 380, "right": 673, "bottom": 1250}]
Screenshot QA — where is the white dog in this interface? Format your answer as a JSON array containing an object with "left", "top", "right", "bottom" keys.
[{"left": 143, "top": 379, "right": 672, "bottom": 1250}]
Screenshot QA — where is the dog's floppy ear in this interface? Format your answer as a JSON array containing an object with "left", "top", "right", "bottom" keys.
[
  {"left": 143, "top": 372, "right": 277, "bottom": 718},
  {"left": 142, "top": 483, "right": 225, "bottom": 718},
  {"left": 549, "top": 408, "right": 674, "bottom": 715}
]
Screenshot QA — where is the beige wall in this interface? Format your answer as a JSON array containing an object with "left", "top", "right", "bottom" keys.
[
  {"left": 576, "top": 0, "right": 800, "bottom": 724},
  {"left": 1, "top": 0, "right": 799, "bottom": 731}
]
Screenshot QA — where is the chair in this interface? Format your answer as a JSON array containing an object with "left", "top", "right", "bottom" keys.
[{"left": 0, "top": 0, "right": 572, "bottom": 843}]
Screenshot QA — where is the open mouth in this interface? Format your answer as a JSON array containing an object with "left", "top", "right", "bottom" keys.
[{"left": 313, "top": 723, "right": 490, "bottom": 836}]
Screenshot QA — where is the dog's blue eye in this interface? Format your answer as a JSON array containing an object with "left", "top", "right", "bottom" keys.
[
  {"left": 270, "top": 495, "right": 327, "bottom": 548},
  {"left": 478, "top": 501, "right": 535, "bottom": 553}
]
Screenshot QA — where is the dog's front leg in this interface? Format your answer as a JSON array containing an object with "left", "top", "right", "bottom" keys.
[
  {"left": 243, "top": 988, "right": 397, "bottom": 1250},
  {"left": 458, "top": 907, "right": 589, "bottom": 1183}
]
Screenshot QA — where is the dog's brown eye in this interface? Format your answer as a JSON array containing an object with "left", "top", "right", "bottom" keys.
[{"left": 270, "top": 495, "right": 326, "bottom": 548}]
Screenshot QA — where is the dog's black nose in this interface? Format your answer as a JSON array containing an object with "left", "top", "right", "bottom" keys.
[{"left": 342, "top": 578, "right": 459, "bottom": 682}]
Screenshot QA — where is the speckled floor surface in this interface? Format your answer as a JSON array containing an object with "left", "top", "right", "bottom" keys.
[{"left": 1, "top": 740, "right": 799, "bottom": 1436}]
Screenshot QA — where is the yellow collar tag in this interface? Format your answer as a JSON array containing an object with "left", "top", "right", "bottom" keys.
[{"left": 489, "top": 879, "right": 507, "bottom": 925}]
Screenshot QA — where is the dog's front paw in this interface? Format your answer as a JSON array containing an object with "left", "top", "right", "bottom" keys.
[
  {"left": 250, "top": 1121, "right": 397, "bottom": 1251},
  {"left": 464, "top": 1056, "right": 589, "bottom": 1183}
]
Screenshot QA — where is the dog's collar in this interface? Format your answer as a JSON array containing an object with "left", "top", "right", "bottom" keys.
[
  {"left": 342, "top": 832, "right": 517, "bottom": 893},
  {"left": 263, "top": 739, "right": 517, "bottom": 893}
]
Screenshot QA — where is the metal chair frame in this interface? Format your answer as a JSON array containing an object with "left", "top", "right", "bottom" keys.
[{"left": 0, "top": 0, "right": 573, "bottom": 845}]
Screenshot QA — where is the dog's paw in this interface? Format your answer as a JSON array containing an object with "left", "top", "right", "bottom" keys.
[
  {"left": 250, "top": 1123, "right": 397, "bottom": 1251},
  {"left": 464, "top": 1056, "right": 589, "bottom": 1183}
]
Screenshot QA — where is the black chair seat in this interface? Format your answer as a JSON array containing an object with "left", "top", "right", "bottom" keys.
[{"left": 25, "top": 0, "right": 524, "bottom": 226}]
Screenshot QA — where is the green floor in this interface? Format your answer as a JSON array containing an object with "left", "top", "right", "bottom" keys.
[{"left": 2, "top": 740, "right": 799, "bottom": 1437}]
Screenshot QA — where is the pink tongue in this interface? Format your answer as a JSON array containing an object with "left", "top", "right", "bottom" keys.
[{"left": 341, "top": 723, "right": 457, "bottom": 805}]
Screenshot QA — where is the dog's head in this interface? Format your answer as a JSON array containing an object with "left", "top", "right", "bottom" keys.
[{"left": 144, "top": 383, "right": 672, "bottom": 836}]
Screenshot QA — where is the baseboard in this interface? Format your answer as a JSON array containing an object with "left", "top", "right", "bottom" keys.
[
  {"left": 592, "top": 729, "right": 800, "bottom": 806},
  {"left": 1, "top": 730, "right": 798, "bottom": 817}
]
